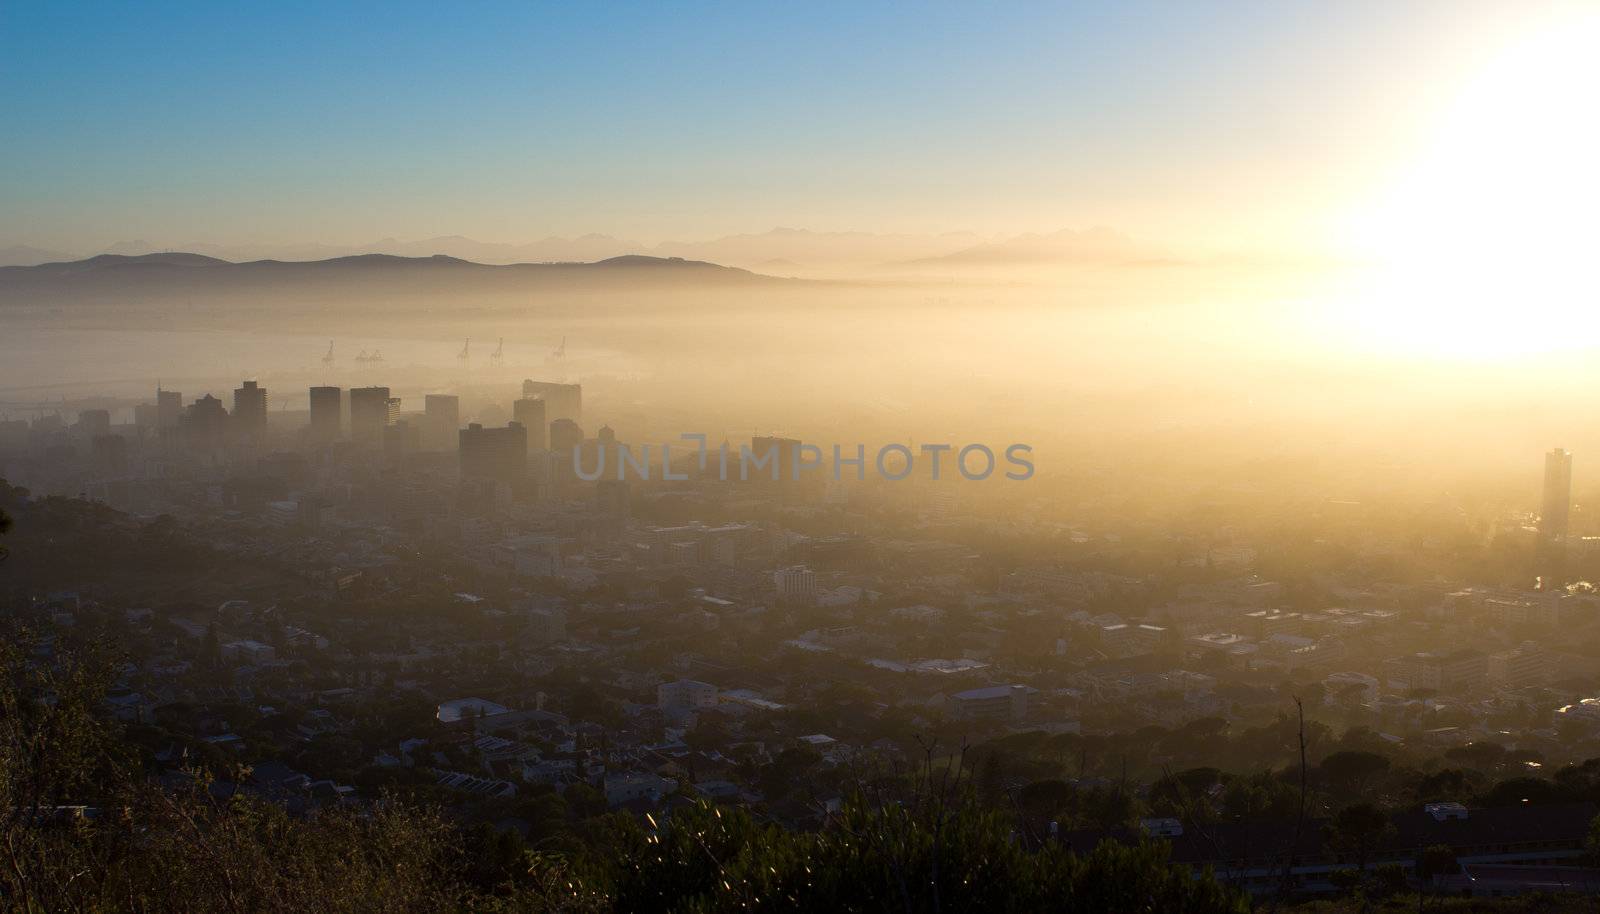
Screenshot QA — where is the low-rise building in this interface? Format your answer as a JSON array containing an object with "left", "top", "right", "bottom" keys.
[{"left": 949, "top": 684, "right": 1032, "bottom": 722}]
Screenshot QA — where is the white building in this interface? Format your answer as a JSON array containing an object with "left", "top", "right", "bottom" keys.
[
  {"left": 773, "top": 565, "right": 817, "bottom": 605},
  {"left": 949, "top": 684, "right": 1032, "bottom": 722},
  {"left": 657, "top": 679, "right": 719, "bottom": 712},
  {"left": 437, "top": 697, "right": 511, "bottom": 724}
]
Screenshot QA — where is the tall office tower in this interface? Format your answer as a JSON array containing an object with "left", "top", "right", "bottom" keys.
[
  {"left": 1541, "top": 448, "right": 1573, "bottom": 541},
  {"left": 549, "top": 418, "right": 583, "bottom": 455},
  {"left": 459, "top": 421, "right": 528, "bottom": 487},
  {"left": 424, "top": 394, "right": 460, "bottom": 451},
  {"left": 549, "top": 418, "right": 585, "bottom": 489},
  {"left": 349, "top": 386, "right": 397, "bottom": 444},
  {"left": 512, "top": 397, "right": 547, "bottom": 450},
  {"left": 308, "top": 386, "right": 342, "bottom": 442},
  {"left": 232, "top": 380, "right": 268, "bottom": 433},
  {"left": 182, "top": 394, "right": 229, "bottom": 449},
  {"left": 76, "top": 409, "right": 111, "bottom": 438},
  {"left": 156, "top": 388, "right": 182, "bottom": 429},
  {"left": 521, "top": 380, "right": 582, "bottom": 424}
]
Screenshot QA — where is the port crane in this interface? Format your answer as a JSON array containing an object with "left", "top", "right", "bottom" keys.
[
  {"left": 550, "top": 336, "right": 566, "bottom": 360},
  {"left": 322, "top": 340, "right": 335, "bottom": 366},
  {"left": 490, "top": 337, "right": 504, "bottom": 368},
  {"left": 458, "top": 338, "right": 470, "bottom": 365}
]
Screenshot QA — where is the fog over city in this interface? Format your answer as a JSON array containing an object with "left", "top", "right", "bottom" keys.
[{"left": 4, "top": 2, "right": 1600, "bottom": 911}]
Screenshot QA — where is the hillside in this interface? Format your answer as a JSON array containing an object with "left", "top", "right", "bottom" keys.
[{"left": 0, "top": 252, "right": 786, "bottom": 307}]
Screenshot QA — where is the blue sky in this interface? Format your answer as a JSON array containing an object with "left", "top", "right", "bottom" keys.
[{"left": 0, "top": 1, "right": 1555, "bottom": 250}]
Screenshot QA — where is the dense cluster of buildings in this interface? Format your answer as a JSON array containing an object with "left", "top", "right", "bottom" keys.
[{"left": 7, "top": 384, "right": 1600, "bottom": 897}]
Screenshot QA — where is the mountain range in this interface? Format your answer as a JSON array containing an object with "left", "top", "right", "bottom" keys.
[
  {"left": 0, "top": 227, "right": 1168, "bottom": 274},
  {"left": 0, "top": 251, "right": 786, "bottom": 310}
]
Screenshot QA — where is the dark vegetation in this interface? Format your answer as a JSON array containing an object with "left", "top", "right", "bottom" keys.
[{"left": 0, "top": 637, "right": 1247, "bottom": 912}]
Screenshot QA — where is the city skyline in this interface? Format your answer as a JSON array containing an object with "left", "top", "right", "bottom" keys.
[{"left": 8, "top": 2, "right": 1600, "bottom": 903}]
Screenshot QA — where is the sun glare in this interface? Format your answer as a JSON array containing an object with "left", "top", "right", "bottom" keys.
[{"left": 1332, "top": 12, "right": 1600, "bottom": 359}]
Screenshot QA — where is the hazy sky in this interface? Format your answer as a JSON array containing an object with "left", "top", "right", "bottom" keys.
[{"left": 0, "top": 1, "right": 1586, "bottom": 252}]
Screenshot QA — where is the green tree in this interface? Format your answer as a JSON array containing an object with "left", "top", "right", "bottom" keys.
[
  {"left": 1324, "top": 802, "right": 1396, "bottom": 884},
  {"left": 1319, "top": 749, "right": 1392, "bottom": 799}
]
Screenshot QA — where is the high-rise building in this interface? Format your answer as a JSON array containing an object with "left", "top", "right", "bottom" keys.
[
  {"left": 459, "top": 421, "right": 528, "bottom": 488},
  {"left": 512, "top": 398, "right": 547, "bottom": 451},
  {"left": 1541, "top": 448, "right": 1572, "bottom": 541},
  {"left": 424, "top": 394, "right": 460, "bottom": 451},
  {"left": 774, "top": 565, "right": 817, "bottom": 605},
  {"left": 309, "top": 386, "right": 342, "bottom": 442},
  {"left": 521, "top": 380, "right": 581, "bottom": 424},
  {"left": 349, "top": 387, "right": 397, "bottom": 444},
  {"left": 232, "top": 380, "right": 267, "bottom": 433},
  {"left": 548, "top": 418, "right": 584, "bottom": 489},
  {"left": 182, "top": 394, "right": 229, "bottom": 449},
  {"left": 156, "top": 388, "right": 182, "bottom": 429},
  {"left": 549, "top": 419, "right": 583, "bottom": 455}
]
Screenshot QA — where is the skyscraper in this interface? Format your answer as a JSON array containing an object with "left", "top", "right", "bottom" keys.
[
  {"left": 521, "top": 380, "right": 581, "bottom": 424},
  {"left": 513, "top": 397, "right": 547, "bottom": 451},
  {"left": 349, "top": 387, "right": 397, "bottom": 444},
  {"left": 424, "top": 394, "right": 460, "bottom": 451},
  {"left": 233, "top": 380, "right": 268, "bottom": 433},
  {"left": 1541, "top": 448, "right": 1572, "bottom": 541},
  {"left": 548, "top": 418, "right": 584, "bottom": 489},
  {"left": 156, "top": 388, "right": 182, "bottom": 429},
  {"left": 309, "top": 386, "right": 342, "bottom": 442},
  {"left": 459, "top": 421, "right": 528, "bottom": 488},
  {"left": 182, "top": 394, "right": 229, "bottom": 450},
  {"left": 549, "top": 418, "right": 583, "bottom": 455}
]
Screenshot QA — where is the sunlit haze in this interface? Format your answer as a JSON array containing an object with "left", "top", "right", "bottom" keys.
[{"left": 4, "top": 5, "right": 1600, "bottom": 910}]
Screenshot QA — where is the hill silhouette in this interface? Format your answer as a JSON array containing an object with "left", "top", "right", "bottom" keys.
[{"left": 0, "top": 251, "right": 790, "bottom": 311}]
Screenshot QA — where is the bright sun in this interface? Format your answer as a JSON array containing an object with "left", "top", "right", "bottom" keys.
[{"left": 1332, "top": 11, "right": 1600, "bottom": 360}]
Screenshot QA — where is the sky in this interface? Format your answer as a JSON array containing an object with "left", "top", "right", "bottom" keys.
[{"left": 0, "top": 1, "right": 1591, "bottom": 254}]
